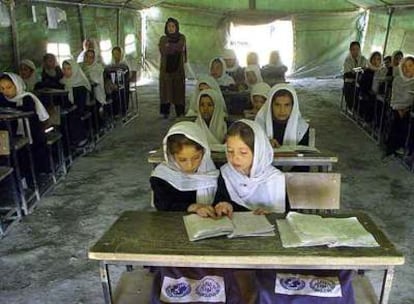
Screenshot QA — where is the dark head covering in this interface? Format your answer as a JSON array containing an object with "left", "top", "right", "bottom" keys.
[{"left": 164, "top": 17, "right": 180, "bottom": 38}]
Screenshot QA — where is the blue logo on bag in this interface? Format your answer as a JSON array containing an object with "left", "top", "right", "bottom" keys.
[
  {"left": 280, "top": 277, "right": 306, "bottom": 291},
  {"left": 310, "top": 278, "right": 336, "bottom": 293},
  {"left": 165, "top": 282, "right": 191, "bottom": 298},
  {"left": 195, "top": 278, "right": 221, "bottom": 297}
]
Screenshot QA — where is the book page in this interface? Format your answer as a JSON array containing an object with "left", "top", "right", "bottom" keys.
[
  {"left": 183, "top": 214, "right": 233, "bottom": 241},
  {"left": 228, "top": 212, "right": 275, "bottom": 238}
]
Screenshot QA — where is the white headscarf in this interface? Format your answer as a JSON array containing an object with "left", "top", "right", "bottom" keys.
[
  {"left": 195, "top": 89, "right": 227, "bottom": 145},
  {"left": 60, "top": 59, "right": 91, "bottom": 104},
  {"left": 250, "top": 82, "right": 271, "bottom": 104},
  {"left": 390, "top": 57, "right": 414, "bottom": 110},
  {"left": 151, "top": 121, "right": 219, "bottom": 205},
  {"left": 209, "top": 57, "right": 235, "bottom": 87},
  {"left": 244, "top": 64, "right": 263, "bottom": 88},
  {"left": 186, "top": 75, "right": 221, "bottom": 116},
  {"left": 255, "top": 83, "right": 309, "bottom": 145},
  {"left": 221, "top": 119, "right": 285, "bottom": 212},
  {"left": 221, "top": 49, "right": 240, "bottom": 73},
  {"left": 81, "top": 59, "right": 107, "bottom": 105},
  {"left": 19, "top": 60, "right": 38, "bottom": 92}
]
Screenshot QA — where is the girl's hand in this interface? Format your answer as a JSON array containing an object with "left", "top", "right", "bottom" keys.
[
  {"left": 270, "top": 138, "right": 280, "bottom": 148},
  {"left": 188, "top": 203, "right": 217, "bottom": 218},
  {"left": 253, "top": 208, "right": 271, "bottom": 215},
  {"left": 215, "top": 202, "right": 233, "bottom": 219}
]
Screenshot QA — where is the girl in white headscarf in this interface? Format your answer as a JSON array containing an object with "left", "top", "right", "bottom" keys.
[
  {"left": 150, "top": 121, "right": 219, "bottom": 216},
  {"left": 186, "top": 74, "right": 221, "bottom": 116},
  {"left": 0, "top": 73, "right": 50, "bottom": 172},
  {"left": 247, "top": 82, "right": 271, "bottom": 116},
  {"left": 255, "top": 83, "right": 309, "bottom": 147},
  {"left": 244, "top": 64, "right": 263, "bottom": 89},
  {"left": 19, "top": 60, "right": 39, "bottom": 92},
  {"left": 209, "top": 57, "right": 235, "bottom": 87},
  {"left": 81, "top": 49, "right": 106, "bottom": 105},
  {"left": 213, "top": 119, "right": 285, "bottom": 215},
  {"left": 195, "top": 89, "right": 227, "bottom": 145},
  {"left": 222, "top": 49, "right": 245, "bottom": 87},
  {"left": 60, "top": 59, "right": 91, "bottom": 105}
]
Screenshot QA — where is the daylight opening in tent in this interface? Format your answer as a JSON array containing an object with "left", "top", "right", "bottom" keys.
[
  {"left": 228, "top": 20, "right": 294, "bottom": 74},
  {"left": 46, "top": 42, "right": 71, "bottom": 65},
  {"left": 99, "top": 39, "right": 113, "bottom": 65}
]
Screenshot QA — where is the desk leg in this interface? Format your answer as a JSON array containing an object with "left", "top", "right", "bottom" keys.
[
  {"left": 379, "top": 267, "right": 394, "bottom": 304},
  {"left": 99, "top": 261, "right": 113, "bottom": 304}
]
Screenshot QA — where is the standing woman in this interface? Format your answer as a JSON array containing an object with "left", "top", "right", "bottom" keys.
[{"left": 159, "top": 17, "right": 186, "bottom": 118}]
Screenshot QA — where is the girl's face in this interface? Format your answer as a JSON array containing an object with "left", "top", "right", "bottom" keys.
[
  {"left": 252, "top": 95, "right": 266, "bottom": 112},
  {"left": 173, "top": 145, "right": 203, "bottom": 174},
  {"left": 393, "top": 54, "right": 403, "bottom": 66},
  {"left": 402, "top": 60, "right": 414, "bottom": 78},
  {"left": 19, "top": 64, "right": 33, "bottom": 80},
  {"left": 210, "top": 61, "right": 223, "bottom": 78},
  {"left": 0, "top": 79, "right": 17, "bottom": 99},
  {"left": 371, "top": 54, "right": 382, "bottom": 68},
  {"left": 112, "top": 49, "right": 122, "bottom": 62},
  {"left": 198, "top": 83, "right": 210, "bottom": 91},
  {"left": 224, "top": 58, "right": 235, "bottom": 69},
  {"left": 45, "top": 56, "right": 56, "bottom": 69},
  {"left": 199, "top": 95, "right": 215, "bottom": 122},
  {"left": 62, "top": 63, "right": 72, "bottom": 78},
  {"left": 226, "top": 135, "right": 253, "bottom": 176},
  {"left": 85, "top": 51, "right": 95, "bottom": 65},
  {"left": 246, "top": 71, "right": 257, "bottom": 85},
  {"left": 272, "top": 95, "right": 293, "bottom": 121},
  {"left": 167, "top": 22, "right": 177, "bottom": 34},
  {"left": 350, "top": 45, "right": 360, "bottom": 59}
]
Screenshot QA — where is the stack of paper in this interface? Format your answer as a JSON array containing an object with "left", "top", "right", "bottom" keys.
[
  {"left": 183, "top": 212, "right": 275, "bottom": 241},
  {"left": 277, "top": 212, "right": 380, "bottom": 248}
]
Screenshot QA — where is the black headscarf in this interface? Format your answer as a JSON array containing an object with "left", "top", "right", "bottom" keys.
[{"left": 164, "top": 17, "right": 180, "bottom": 41}]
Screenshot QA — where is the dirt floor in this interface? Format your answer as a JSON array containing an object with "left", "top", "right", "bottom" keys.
[{"left": 0, "top": 78, "right": 412, "bottom": 304}]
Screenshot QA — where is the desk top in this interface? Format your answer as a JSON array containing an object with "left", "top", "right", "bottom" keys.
[
  {"left": 0, "top": 109, "right": 34, "bottom": 120},
  {"left": 89, "top": 211, "right": 404, "bottom": 268},
  {"left": 147, "top": 148, "right": 338, "bottom": 167}
]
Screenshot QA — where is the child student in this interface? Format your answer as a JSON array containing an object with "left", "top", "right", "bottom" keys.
[
  {"left": 195, "top": 89, "right": 227, "bottom": 145},
  {"left": 81, "top": 49, "right": 107, "bottom": 106},
  {"left": 0, "top": 73, "right": 50, "bottom": 172},
  {"left": 261, "top": 50, "right": 288, "bottom": 86},
  {"left": 244, "top": 82, "right": 271, "bottom": 118},
  {"left": 150, "top": 121, "right": 219, "bottom": 215},
  {"left": 60, "top": 59, "right": 91, "bottom": 147},
  {"left": 244, "top": 64, "right": 263, "bottom": 89},
  {"left": 246, "top": 51, "right": 260, "bottom": 68},
  {"left": 19, "top": 60, "right": 39, "bottom": 92},
  {"left": 384, "top": 56, "right": 414, "bottom": 156},
  {"left": 213, "top": 119, "right": 285, "bottom": 216},
  {"left": 185, "top": 74, "right": 222, "bottom": 116},
  {"left": 255, "top": 84, "right": 309, "bottom": 148},
  {"left": 209, "top": 57, "right": 235, "bottom": 88},
  {"left": 36, "top": 53, "right": 64, "bottom": 90},
  {"left": 343, "top": 41, "right": 368, "bottom": 111},
  {"left": 222, "top": 49, "right": 245, "bottom": 88}
]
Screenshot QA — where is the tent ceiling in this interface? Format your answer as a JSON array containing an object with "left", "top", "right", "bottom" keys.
[{"left": 29, "top": 0, "right": 414, "bottom": 11}]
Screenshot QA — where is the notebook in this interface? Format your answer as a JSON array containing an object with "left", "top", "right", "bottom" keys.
[{"left": 183, "top": 212, "right": 275, "bottom": 241}]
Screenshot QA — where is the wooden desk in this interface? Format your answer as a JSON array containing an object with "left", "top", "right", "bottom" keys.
[
  {"left": 89, "top": 211, "right": 404, "bottom": 304},
  {"left": 148, "top": 148, "right": 338, "bottom": 172}
]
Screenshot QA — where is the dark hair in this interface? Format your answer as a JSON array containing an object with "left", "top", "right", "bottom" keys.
[
  {"left": 405, "top": 56, "right": 414, "bottom": 64},
  {"left": 226, "top": 121, "right": 254, "bottom": 153},
  {"left": 62, "top": 60, "right": 71, "bottom": 67},
  {"left": 349, "top": 41, "right": 360, "bottom": 49},
  {"left": 112, "top": 46, "right": 122, "bottom": 53},
  {"left": 384, "top": 55, "right": 391, "bottom": 62},
  {"left": 212, "top": 58, "right": 222, "bottom": 66},
  {"left": 167, "top": 134, "right": 203, "bottom": 155},
  {"left": 85, "top": 49, "right": 95, "bottom": 57},
  {"left": 272, "top": 89, "right": 293, "bottom": 104},
  {"left": 393, "top": 50, "right": 403, "bottom": 58},
  {"left": 43, "top": 53, "right": 56, "bottom": 62},
  {"left": 164, "top": 17, "right": 179, "bottom": 35},
  {"left": 370, "top": 51, "right": 382, "bottom": 63}
]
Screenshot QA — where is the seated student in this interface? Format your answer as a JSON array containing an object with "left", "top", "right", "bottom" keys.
[
  {"left": 81, "top": 49, "right": 107, "bottom": 106},
  {"left": 149, "top": 121, "right": 244, "bottom": 304},
  {"left": 261, "top": 50, "right": 288, "bottom": 86},
  {"left": 246, "top": 51, "right": 260, "bottom": 68},
  {"left": 244, "top": 64, "right": 263, "bottom": 90},
  {"left": 209, "top": 57, "right": 235, "bottom": 88},
  {"left": 244, "top": 82, "right": 271, "bottom": 118},
  {"left": 384, "top": 56, "right": 414, "bottom": 156},
  {"left": 0, "top": 73, "right": 50, "bottom": 173},
  {"left": 222, "top": 49, "right": 245, "bottom": 89},
  {"left": 213, "top": 119, "right": 285, "bottom": 215},
  {"left": 60, "top": 59, "right": 91, "bottom": 146},
  {"left": 35, "top": 53, "right": 64, "bottom": 90},
  {"left": 19, "top": 60, "right": 39, "bottom": 92},
  {"left": 186, "top": 74, "right": 222, "bottom": 116},
  {"left": 76, "top": 38, "right": 100, "bottom": 64},
  {"left": 359, "top": 51, "right": 383, "bottom": 123},
  {"left": 255, "top": 83, "right": 309, "bottom": 148},
  {"left": 195, "top": 89, "right": 227, "bottom": 145},
  {"left": 389, "top": 50, "right": 404, "bottom": 77},
  {"left": 104, "top": 46, "right": 131, "bottom": 116},
  {"left": 343, "top": 41, "right": 368, "bottom": 112}
]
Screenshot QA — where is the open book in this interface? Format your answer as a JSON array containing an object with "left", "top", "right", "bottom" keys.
[
  {"left": 183, "top": 212, "right": 275, "bottom": 241},
  {"left": 276, "top": 212, "right": 380, "bottom": 248}
]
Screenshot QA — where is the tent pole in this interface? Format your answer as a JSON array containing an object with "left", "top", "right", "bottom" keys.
[
  {"left": 117, "top": 8, "right": 121, "bottom": 46},
  {"left": 249, "top": 0, "right": 256, "bottom": 10},
  {"left": 382, "top": 7, "right": 394, "bottom": 56},
  {"left": 9, "top": 0, "right": 20, "bottom": 71},
  {"left": 77, "top": 4, "right": 86, "bottom": 43}
]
